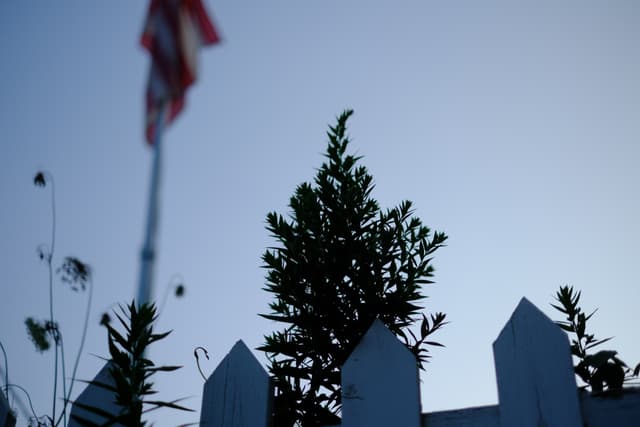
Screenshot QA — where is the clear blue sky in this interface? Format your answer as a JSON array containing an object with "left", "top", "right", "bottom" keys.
[{"left": 1, "top": 1, "right": 639, "bottom": 425}]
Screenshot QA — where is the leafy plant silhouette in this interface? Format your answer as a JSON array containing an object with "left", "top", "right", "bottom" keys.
[
  {"left": 71, "top": 301, "right": 192, "bottom": 426},
  {"left": 552, "top": 285, "right": 640, "bottom": 393},
  {"left": 7, "top": 171, "right": 96, "bottom": 427},
  {"left": 259, "top": 110, "right": 448, "bottom": 426}
]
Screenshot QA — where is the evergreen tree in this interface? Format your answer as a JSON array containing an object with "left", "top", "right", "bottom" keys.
[{"left": 259, "top": 110, "right": 448, "bottom": 427}]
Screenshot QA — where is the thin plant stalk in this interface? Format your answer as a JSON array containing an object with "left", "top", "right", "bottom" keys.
[
  {"left": 42, "top": 171, "right": 59, "bottom": 425},
  {"left": 67, "top": 277, "right": 93, "bottom": 401},
  {"left": 0, "top": 341, "right": 8, "bottom": 400},
  {"left": 157, "top": 274, "right": 183, "bottom": 319},
  {"left": 52, "top": 326, "right": 59, "bottom": 424},
  {"left": 58, "top": 333, "right": 67, "bottom": 427},
  {"left": 55, "top": 277, "right": 93, "bottom": 427}
]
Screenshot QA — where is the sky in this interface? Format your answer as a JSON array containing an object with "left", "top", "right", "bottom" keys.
[{"left": 1, "top": 1, "right": 639, "bottom": 425}]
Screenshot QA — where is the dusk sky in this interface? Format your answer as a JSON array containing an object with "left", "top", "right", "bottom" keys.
[{"left": 1, "top": 1, "right": 639, "bottom": 426}]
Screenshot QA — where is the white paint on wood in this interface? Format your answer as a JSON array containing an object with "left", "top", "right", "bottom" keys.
[
  {"left": 493, "top": 297, "right": 582, "bottom": 427},
  {"left": 199, "top": 340, "right": 271, "bottom": 427},
  {"left": 341, "top": 319, "right": 420, "bottom": 427},
  {"left": 68, "top": 361, "right": 124, "bottom": 427},
  {"left": 422, "top": 404, "right": 499, "bottom": 427},
  {"left": 0, "top": 392, "right": 16, "bottom": 427},
  {"left": 43, "top": 298, "right": 639, "bottom": 427},
  {"left": 580, "top": 388, "right": 640, "bottom": 427}
]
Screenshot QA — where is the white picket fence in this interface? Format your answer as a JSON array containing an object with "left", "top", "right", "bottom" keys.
[{"left": 67, "top": 297, "right": 640, "bottom": 427}]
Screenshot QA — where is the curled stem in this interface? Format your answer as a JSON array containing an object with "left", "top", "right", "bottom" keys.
[{"left": 194, "top": 347, "right": 210, "bottom": 382}]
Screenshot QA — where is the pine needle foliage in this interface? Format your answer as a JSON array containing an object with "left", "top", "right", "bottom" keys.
[
  {"left": 259, "top": 110, "right": 448, "bottom": 427},
  {"left": 71, "top": 301, "right": 191, "bottom": 426},
  {"left": 552, "top": 285, "right": 640, "bottom": 393}
]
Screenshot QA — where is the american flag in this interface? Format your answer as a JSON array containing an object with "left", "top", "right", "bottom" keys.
[{"left": 141, "top": 0, "right": 220, "bottom": 144}]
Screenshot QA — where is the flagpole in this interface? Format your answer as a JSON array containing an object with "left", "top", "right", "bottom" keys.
[
  {"left": 137, "top": 0, "right": 219, "bottom": 308},
  {"left": 137, "top": 103, "right": 167, "bottom": 307}
]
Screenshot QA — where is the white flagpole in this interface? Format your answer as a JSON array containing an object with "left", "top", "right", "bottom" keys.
[{"left": 137, "top": 103, "right": 167, "bottom": 307}]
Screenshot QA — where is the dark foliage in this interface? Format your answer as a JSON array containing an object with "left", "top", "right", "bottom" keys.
[
  {"left": 552, "top": 285, "right": 639, "bottom": 393},
  {"left": 25, "top": 318, "right": 52, "bottom": 353},
  {"left": 99, "top": 313, "right": 111, "bottom": 327},
  {"left": 175, "top": 284, "right": 185, "bottom": 297},
  {"left": 71, "top": 301, "right": 192, "bottom": 426},
  {"left": 259, "top": 110, "right": 448, "bottom": 426},
  {"left": 57, "top": 257, "right": 91, "bottom": 292},
  {"left": 34, "top": 172, "right": 46, "bottom": 187}
]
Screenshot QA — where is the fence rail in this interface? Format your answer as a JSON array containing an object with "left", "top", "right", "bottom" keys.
[{"left": 63, "top": 297, "right": 640, "bottom": 427}]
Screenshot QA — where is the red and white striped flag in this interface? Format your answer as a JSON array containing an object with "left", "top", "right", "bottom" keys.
[{"left": 141, "top": 0, "right": 220, "bottom": 144}]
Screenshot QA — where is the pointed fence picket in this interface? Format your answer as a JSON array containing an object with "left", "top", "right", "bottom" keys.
[
  {"left": 493, "top": 297, "right": 583, "bottom": 427},
  {"left": 341, "top": 319, "right": 420, "bottom": 427},
  {"left": 199, "top": 340, "right": 271, "bottom": 427},
  {"left": 68, "top": 361, "right": 124, "bottom": 427},
  {"left": 69, "top": 297, "right": 640, "bottom": 427}
]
